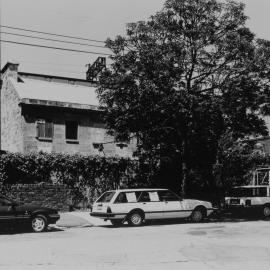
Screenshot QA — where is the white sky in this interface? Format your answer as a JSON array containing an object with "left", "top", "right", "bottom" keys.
[{"left": 1, "top": 0, "right": 270, "bottom": 79}]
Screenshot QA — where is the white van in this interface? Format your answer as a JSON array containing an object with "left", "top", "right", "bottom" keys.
[
  {"left": 224, "top": 185, "right": 270, "bottom": 217},
  {"left": 90, "top": 188, "right": 214, "bottom": 226}
]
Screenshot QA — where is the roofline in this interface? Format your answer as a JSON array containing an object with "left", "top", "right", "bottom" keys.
[
  {"left": 18, "top": 72, "right": 97, "bottom": 84},
  {"left": 19, "top": 98, "right": 103, "bottom": 111}
]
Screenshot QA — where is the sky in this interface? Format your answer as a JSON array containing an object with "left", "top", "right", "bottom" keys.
[{"left": 1, "top": 0, "right": 270, "bottom": 79}]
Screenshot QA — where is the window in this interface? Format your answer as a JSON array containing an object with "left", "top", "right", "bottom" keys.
[
  {"left": 136, "top": 191, "right": 151, "bottom": 202},
  {"left": 158, "top": 190, "right": 180, "bottom": 201},
  {"left": 66, "top": 121, "right": 78, "bottom": 140},
  {"left": 36, "top": 119, "right": 53, "bottom": 139},
  {"left": 114, "top": 192, "right": 137, "bottom": 203},
  {"left": 96, "top": 192, "right": 115, "bottom": 203},
  {"left": 256, "top": 187, "right": 267, "bottom": 197},
  {"left": 114, "top": 192, "right": 128, "bottom": 203},
  {"left": 229, "top": 187, "right": 267, "bottom": 197},
  {"left": 0, "top": 197, "right": 13, "bottom": 206}
]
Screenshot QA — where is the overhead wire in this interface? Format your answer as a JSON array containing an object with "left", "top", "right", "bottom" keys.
[
  {"left": 0, "top": 39, "right": 111, "bottom": 56},
  {"left": 0, "top": 25, "right": 106, "bottom": 44},
  {"left": 0, "top": 31, "right": 107, "bottom": 49}
]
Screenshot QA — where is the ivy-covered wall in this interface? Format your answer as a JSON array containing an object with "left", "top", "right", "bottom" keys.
[
  {"left": 3, "top": 184, "right": 73, "bottom": 211},
  {"left": 0, "top": 152, "right": 140, "bottom": 210}
]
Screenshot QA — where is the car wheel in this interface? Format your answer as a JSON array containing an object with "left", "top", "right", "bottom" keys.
[
  {"left": 110, "top": 219, "right": 123, "bottom": 226},
  {"left": 191, "top": 209, "right": 204, "bottom": 223},
  {"left": 31, "top": 215, "right": 47, "bottom": 232},
  {"left": 262, "top": 205, "right": 270, "bottom": 218},
  {"left": 128, "top": 212, "right": 144, "bottom": 226}
]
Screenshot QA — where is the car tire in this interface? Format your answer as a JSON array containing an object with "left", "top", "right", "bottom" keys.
[
  {"left": 191, "top": 208, "right": 204, "bottom": 223},
  {"left": 262, "top": 205, "right": 270, "bottom": 218},
  {"left": 31, "top": 214, "right": 48, "bottom": 232},
  {"left": 110, "top": 219, "right": 123, "bottom": 226},
  {"left": 128, "top": 211, "right": 144, "bottom": 226}
]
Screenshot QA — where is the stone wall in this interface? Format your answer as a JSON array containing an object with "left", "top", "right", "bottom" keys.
[
  {"left": 3, "top": 184, "right": 74, "bottom": 211},
  {"left": 1, "top": 80, "right": 24, "bottom": 152},
  {"left": 21, "top": 105, "right": 137, "bottom": 157}
]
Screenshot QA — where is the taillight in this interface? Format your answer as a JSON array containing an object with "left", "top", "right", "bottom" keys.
[{"left": 107, "top": 206, "right": 112, "bottom": 213}]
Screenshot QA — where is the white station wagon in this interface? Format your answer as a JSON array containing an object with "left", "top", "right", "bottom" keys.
[{"left": 90, "top": 188, "right": 214, "bottom": 226}]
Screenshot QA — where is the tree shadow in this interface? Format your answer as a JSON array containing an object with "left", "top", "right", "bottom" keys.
[
  {"left": 98, "top": 213, "right": 270, "bottom": 229},
  {"left": 0, "top": 225, "right": 64, "bottom": 235}
]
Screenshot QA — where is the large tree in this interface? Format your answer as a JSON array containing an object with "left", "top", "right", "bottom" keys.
[{"left": 98, "top": 0, "right": 270, "bottom": 196}]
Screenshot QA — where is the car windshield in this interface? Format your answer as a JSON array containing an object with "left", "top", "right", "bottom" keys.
[
  {"left": 96, "top": 191, "right": 115, "bottom": 203},
  {"left": 0, "top": 196, "right": 19, "bottom": 206},
  {"left": 228, "top": 187, "right": 267, "bottom": 197}
]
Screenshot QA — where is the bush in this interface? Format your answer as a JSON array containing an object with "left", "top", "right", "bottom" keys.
[{"left": 0, "top": 152, "right": 140, "bottom": 202}]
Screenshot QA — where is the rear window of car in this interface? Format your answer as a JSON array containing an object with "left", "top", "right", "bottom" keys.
[
  {"left": 158, "top": 190, "right": 180, "bottom": 201},
  {"left": 96, "top": 191, "right": 115, "bottom": 203},
  {"left": 114, "top": 192, "right": 137, "bottom": 203}
]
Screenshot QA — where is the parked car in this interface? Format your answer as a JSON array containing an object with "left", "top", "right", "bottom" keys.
[
  {"left": 90, "top": 188, "right": 214, "bottom": 226},
  {"left": 224, "top": 185, "right": 270, "bottom": 218},
  {"left": 0, "top": 195, "right": 60, "bottom": 232}
]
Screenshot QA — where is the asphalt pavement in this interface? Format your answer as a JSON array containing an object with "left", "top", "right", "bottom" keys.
[
  {"left": 55, "top": 211, "right": 109, "bottom": 228},
  {"left": 1, "top": 218, "right": 270, "bottom": 270}
]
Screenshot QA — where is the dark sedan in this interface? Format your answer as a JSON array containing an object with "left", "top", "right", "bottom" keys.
[{"left": 0, "top": 195, "right": 60, "bottom": 232}]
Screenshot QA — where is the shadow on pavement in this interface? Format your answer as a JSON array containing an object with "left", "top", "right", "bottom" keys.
[
  {"left": 0, "top": 225, "right": 64, "bottom": 235},
  {"left": 99, "top": 213, "right": 270, "bottom": 229}
]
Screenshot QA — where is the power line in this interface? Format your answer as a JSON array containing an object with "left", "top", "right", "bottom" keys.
[
  {"left": 0, "top": 31, "right": 107, "bottom": 49},
  {"left": 0, "top": 39, "right": 111, "bottom": 56},
  {"left": 0, "top": 25, "right": 106, "bottom": 44}
]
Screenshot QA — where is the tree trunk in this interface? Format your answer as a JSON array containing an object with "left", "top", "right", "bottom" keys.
[{"left": 181, "top": 139, "right": 187, "bottom": 197}]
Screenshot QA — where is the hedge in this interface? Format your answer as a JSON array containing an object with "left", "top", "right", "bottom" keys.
[{"left": 0, "top": 152, "right": 142, "bottom": 202}]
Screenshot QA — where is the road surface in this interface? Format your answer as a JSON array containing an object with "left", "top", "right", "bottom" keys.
[{"left": 0, "top": 219, "right": 270, "bottom": 270}]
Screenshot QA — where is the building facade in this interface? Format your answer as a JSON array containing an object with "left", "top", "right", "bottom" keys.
[{"left": 0, "top": 62, "right": 136, "bottom": 157}]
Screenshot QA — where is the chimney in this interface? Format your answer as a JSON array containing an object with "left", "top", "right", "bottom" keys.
[{"left": 1, "top": 61, "right": 19, "bottom": 82}]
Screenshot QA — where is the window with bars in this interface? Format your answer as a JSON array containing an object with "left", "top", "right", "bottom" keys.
[
  {"left": 36, "top": 119, "right": 54, "bottom": 139},
  {"left": 65, "top": 121, "right": 78, "bottom": 140}
]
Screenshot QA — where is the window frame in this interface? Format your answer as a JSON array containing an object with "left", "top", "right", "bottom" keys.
[
  {"left": 65, "top": 120, "right": 79, "bottom": 142},
  {"left": 36, "top": 119, "right": 54, "bottom": 140}
]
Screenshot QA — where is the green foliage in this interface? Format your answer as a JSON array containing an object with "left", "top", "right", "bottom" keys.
[
  {"left": 212, "top": 132, "right": 270, "bottom": 199},
  {"left": 0, "top": 152, "right": 141, "bottom": 201},
  {"left": 98, "top": 0, "right": 270, "bottom": 196}
]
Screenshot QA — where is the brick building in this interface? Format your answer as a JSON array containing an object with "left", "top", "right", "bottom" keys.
[{"left": 0, "top": 62, "right": 136, "bottom": 157}]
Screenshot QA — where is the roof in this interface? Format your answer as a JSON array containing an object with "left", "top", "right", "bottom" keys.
[{"left": 9, "top": 77, "right": 100, "bottom": 109}]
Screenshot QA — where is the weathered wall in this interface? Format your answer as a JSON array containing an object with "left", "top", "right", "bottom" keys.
[
  {"left": 0, "top": 80, "right": 24, "bottom": 152},
  {"left": 21, "top": 105, "right": 136, "bottom": 157},
  {"left": 4, "top": 184, "right": 74, "bottom": 211}
]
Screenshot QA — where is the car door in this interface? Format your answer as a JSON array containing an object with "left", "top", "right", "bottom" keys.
[
  {"left": 0, "top": 197, "right": 16, "bottom": 225},
  {"left": 158, "top": 190, "right": 186, "bottom": 219},
  {"left": 136, "top": 191, "right": 165, "bottom": 220}
]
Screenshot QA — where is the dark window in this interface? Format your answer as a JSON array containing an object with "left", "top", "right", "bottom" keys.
[
  {"left": 114, "top": 192, "right": 128, "bottom": 203},
  {"left": 229, "top": 187, "right": 267, "bottom": 197},
  {"left": 136, "top": 191, "right": 150, "bottom": 202},
  {"left": 66, "top": 121, "right": 78, "bottom": 140},
  {"left": 96, "top": 192, "right": 115, "bottom": 203},
  {"left": 0, "top": 197, "right": 13, "bottom": 206},
  {"left": 256, "top": 187, "right": 267, "bottom": 197},
  {"left": 158, "top": 190, "right": 180, "bottom": 201},
  {"left": 36, "top": 119, "right": 53, "bottom": 139}
]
